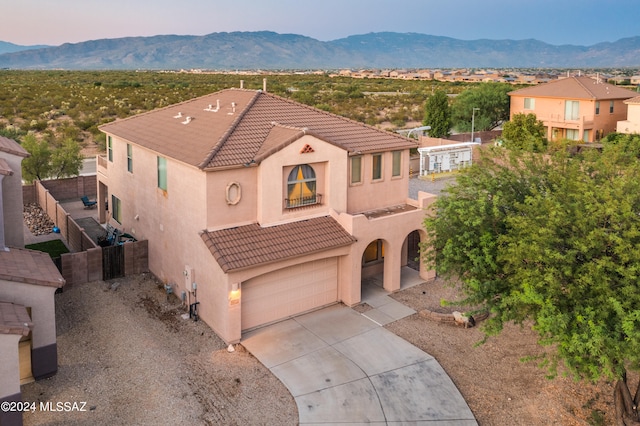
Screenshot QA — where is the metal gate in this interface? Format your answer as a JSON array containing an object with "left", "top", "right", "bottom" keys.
[{"left": 102, "top": 244, "right": 125, "bottom": 280}]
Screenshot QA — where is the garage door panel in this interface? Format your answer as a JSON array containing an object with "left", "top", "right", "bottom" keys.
[{"left": 242, "top": 258, "right": 338, "bottom": 330}]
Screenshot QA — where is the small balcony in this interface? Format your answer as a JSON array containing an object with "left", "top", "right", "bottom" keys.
[
  {"left": 284, "top": 193, "right": 323, "bottom": 209},
  {"left": 97, "top": 155, "right": 108, "bottom": 177}
]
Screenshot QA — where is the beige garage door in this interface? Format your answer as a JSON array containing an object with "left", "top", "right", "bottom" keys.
[
  {"left": 242, "top": 258, "right": 338, "bottom": 330},
  {"left": 19, "top": 337, "right": 33, "bottom": 385}
]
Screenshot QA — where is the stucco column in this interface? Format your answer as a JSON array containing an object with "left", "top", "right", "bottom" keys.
[
  {"left": 339, "top": 254, "right": 361, "bottom": 306},
  {"left": 226, "top": 282, "right": 242, "bottom": 344},
  {"left": 382, "top": 239, "right": 402, "bottom": 293}
]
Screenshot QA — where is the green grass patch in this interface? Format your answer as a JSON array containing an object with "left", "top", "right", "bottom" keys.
[{"left": 25, "top": 239, "right": 70, "bottom": 259}]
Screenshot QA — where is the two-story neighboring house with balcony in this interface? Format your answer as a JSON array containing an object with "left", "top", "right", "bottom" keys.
[
  {"left": 97, "top": 88, "right": 434, "bottom": 343},
  {"left": 509, "top": 76, "right": 637, "bottom": 142}
]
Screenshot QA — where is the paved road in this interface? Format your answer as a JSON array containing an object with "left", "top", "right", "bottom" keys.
[{"left": 409, "top": 175, "right": 456, "bottom": 199}]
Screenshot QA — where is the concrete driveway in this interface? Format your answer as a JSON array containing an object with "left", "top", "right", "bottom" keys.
[{"left": 242, "top": 304, "right": 477, "bottom": 425}]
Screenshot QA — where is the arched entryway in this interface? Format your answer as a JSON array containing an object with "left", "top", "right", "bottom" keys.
[
  {"left": 405, "top": 230, "right": 421, "bottom": 271},
  {"left": 361, "top": 238, "right": 386, "bottom": 288}
]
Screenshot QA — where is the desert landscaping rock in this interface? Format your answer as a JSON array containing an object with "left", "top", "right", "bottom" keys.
[{"left": 23, "top": 203, "right": 55, "bottom": 236}]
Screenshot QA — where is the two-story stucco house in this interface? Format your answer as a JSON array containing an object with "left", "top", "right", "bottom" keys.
[
  {"left": 98, "top": 88, "right": 434, "bottom": 343},
  {"left": 509, "top": 76, "right": 637, "bottom": 142},
  {"left": 0, "top": 136, "right": 65, "bottom": 426}
]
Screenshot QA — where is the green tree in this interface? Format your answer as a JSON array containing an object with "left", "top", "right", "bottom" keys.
[
  {"left": 501, "top": 112, "right": 547, "bottom": 152},
  {"left": 450, "top": 83, "right": 511, "bottom": 132},
  {"left": 424, "top": 147, "right": 640, "bottom": 424},
  {"left": 51, "top": 139, "right": 83, "bottom": 179},
  {"left": 422, "top": 90, "right": 451, "bottom": 138},
  {"left": 601, "top": 132, "right": 640, "bottom": 161},
  {"left": 21, "top": 134, "right": 52, "bottom": 182},
  {"left": 21, "top": 135, "right": 83, "bottom": 183}
]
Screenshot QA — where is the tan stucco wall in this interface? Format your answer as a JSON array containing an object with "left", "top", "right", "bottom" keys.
[
  {"left": 347, "top": 150, "right": 410, "bottom": 213},
  {"left": 205, "top": 167, "right": 258, "bottom": 230},
  {"left": 0, "top": 333, "right": 21, "bottom": 397},
  {"left": 1, "top": 151, "right": 26, "bottom": 248},
  {"left": 334, "top": 192, "right": 437, "bottom": 306},
  {"left": 0, "top": 280, "right": 56, "bottom": 350},
  {"left": 99, "top": 135, "right": 208, "bottom": 288},
  {"left": 618, "top": 103, "right": 640, "bottom": 134},
  {"left": 258, "top": 135, "right": 348, "bottom": 226}
]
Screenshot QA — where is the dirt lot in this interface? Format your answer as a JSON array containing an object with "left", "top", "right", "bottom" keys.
[
  {"left": 21, "top": 273, "right": 627, "bottom": 425},
  {"left": 22, "top": 274, "right": 297, "bottom": 426},
  {"left": 388, "top": 277, "right": 626, "bottom": 426}
]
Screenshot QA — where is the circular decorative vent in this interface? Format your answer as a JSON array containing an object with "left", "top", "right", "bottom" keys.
[{"left": 226, "top": 182, "right": 242, "bottom": 205}]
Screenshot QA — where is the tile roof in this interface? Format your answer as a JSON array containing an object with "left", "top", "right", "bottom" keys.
[
  {"left": 100, "top": 89, "right": 417, "bottom": 170},
  {"left": 0, "top": 158, "right": 13, "bottom": 176},
  {"left": 0, "top": 302, "right": 33, "bottom": 336},
  {"left": 0, "top": 135, "right": 29, "bottom": 158},
  {"left": 0, "top": 248, "right": 65, "bottom": 288},
  {"left": 200, "top": 216, "right": 356, "bottom": 272},
  {"left": 625, "top": 95, "right": 640, "bottom": 105},
  {"left": 509, "top": 76, "right": 637, "bottom": 100}
]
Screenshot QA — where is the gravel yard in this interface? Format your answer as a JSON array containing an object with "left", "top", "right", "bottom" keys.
[
  {"left": 22, "top": 274, "right": 297, "bottom": 426},
  {"left": 20, "top": 271, "right": 626, "bottom": 425}
]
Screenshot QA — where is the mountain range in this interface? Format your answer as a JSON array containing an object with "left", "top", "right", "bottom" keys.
[{"left": 1, "top": 31, "right": 639, "bottom": 70}]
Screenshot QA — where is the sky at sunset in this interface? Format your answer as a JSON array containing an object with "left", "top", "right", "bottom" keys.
[{"left": 2, "top": 0, "right": 638, "bottom": 47}]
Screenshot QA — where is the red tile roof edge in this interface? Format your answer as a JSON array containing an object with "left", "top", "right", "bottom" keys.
[
  {"left": 0, "top": 136, "right": 29, "bottom": 158},
  {"left": 200, "top": 216, "right": 356, "bottom": 273},
  {"left": 0, "top": 302, "right": 33, "bottom": 336}
]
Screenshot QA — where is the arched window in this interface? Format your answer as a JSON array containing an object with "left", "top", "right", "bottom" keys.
[{"left": 286, "top": 164, "right": 316, "bottom": 208}]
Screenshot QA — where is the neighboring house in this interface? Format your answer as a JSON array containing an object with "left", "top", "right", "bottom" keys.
[
  {"left": 617, "top": 95, "right": 640, "bottom": 134},
  {"left": 0, "top": 136, "right": 28, "bottom": 248},
  {"left": 98, "top": 88, "right": 435, "bottom": 343},
  {"left": 509, "top": 76, "right": 637, "bottom": 142},
  {"left": 0, "top": 136, "right": 65, "bottom": 426}
]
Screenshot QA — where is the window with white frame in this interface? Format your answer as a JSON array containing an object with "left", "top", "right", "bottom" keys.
[
  {"left": 108, "top": 136, "right": 113, "bottom": 162},
  {"left": 392, "top": 151, "right": 402, "bottom": 177},
  {"left": 127, "top": 144, "right": 133, "bottom": 173},
  {"left": 564, "top": 100, "right": 580, "bottom": 120},
  {"left": 111, "top": 195, "right": 122, "bottom": 224},
  {"left": 566, "top": 129, "right": 579, "bottom": 140},
  {"left": 157, "top": 156, "right": 167, "bottom": 191},
  {"left": 609, "top": 101, "right": 614, "bottom": 113},
  {"left": 350, "top": 156, "right": 362, "bottom": 184},
  {"left": 524, "top": 98, "right": 535, "bottom": 110},
  {"left": 595, "top": 101, "right": 600, "bottom": 115},
  {"left": 372, "top": 154, "right": 382, "bottom": 181}
]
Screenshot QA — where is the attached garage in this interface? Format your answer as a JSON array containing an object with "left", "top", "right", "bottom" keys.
[{"left": 241, "top": 258, "right": 338, "bottom": 330}]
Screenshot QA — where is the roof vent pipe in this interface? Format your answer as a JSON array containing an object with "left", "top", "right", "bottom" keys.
[
  {"left": 263, "top": 78, "right": 267, "bottom": 93},
  {"left": 240, "top": 80, "right": 244, "bottom": 89}
]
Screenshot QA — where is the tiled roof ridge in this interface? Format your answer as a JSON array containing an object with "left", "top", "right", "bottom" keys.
[
  {"left": 573, "top": 76, "right": 597, "bottom": 99},
  {"left": 198, "top": 90, "right": 262, "bottom": 169},
  {"left": 252, "top": 123, "right": 307, "bottom": 164},
  {"left": 260, "top": 90, "right": 412, "bottom": 145}
]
